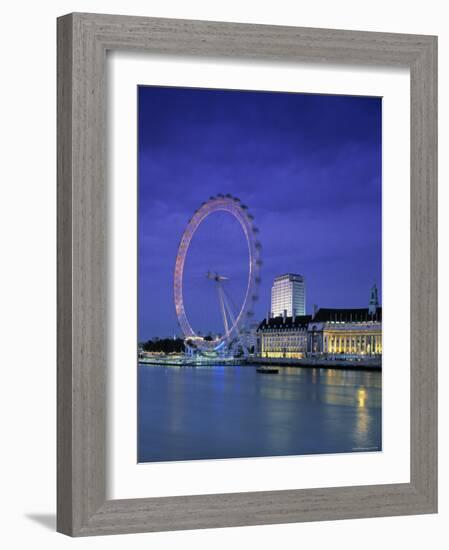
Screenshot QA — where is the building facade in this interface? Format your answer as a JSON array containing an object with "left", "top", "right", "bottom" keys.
[
  {"left": 258, "top": 286, "right": 382, "bottom": 360},
  {"left": 307, "top": 307, "right": 382, "bottom": 357},
  {"left": 258, "top": 312, "right": 311, "bottom": 359},
  {"left": 270, "top": 273, "right": 306, "bottom": 317}
]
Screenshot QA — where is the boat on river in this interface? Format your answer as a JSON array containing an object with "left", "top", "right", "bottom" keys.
[{"left": 256, "top": 367, "right": 279, "bottom": 374}]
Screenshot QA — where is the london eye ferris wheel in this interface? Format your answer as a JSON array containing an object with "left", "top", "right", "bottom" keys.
[{"left": 173, "top": 195, "right": 262, "bottom": 354}]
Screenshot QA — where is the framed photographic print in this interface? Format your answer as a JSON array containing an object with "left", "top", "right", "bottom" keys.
[{"left": 57, "top": 13, "right": 438, "bottom": 536}]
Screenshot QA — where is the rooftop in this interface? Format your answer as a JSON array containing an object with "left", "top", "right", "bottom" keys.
[
  {"left": 258, "top": 314, "right": 312, "bottom": 330},
  {"left": 312, "top": 307, "right": 382, "bottom": 323},
  {"left": 273, "top": 273, "right": 304, "bottom": 282},
  {"left": 257, "top": 307, "right": 382, "bottom": 331}
]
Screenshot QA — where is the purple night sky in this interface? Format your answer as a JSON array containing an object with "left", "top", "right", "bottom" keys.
[{"left": 138, "top": 86, "right": 382, "bottom": 341}]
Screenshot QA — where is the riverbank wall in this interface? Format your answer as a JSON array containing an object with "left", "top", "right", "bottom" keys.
[
  {"left": 139, "top": 356, "right": 381, "bottom": 370},
  {"left": 247, "top": 356, "right": 381, "bottom": 371}
]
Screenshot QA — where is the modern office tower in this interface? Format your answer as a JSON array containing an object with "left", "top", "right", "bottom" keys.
[{"left": 271, "top": 273, "right": 306, "bottom": 317}]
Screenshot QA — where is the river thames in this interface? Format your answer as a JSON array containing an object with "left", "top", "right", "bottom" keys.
[{"left": 138, "top": 364, "right": 382, "bottom": 463}]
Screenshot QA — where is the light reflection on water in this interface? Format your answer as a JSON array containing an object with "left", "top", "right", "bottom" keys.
[{"left": 138, "top": 364, "right": 382, "bottom": 463}]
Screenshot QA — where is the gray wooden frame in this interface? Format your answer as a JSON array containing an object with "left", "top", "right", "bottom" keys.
[{"left": 57, "top": 12, "right": 438, "bottom": 537}]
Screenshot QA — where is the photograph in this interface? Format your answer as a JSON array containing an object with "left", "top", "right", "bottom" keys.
[{"left": 137, "top": 85, "right": 382, "bottom": 463}]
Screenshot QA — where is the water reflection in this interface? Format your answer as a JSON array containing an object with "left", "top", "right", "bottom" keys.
[
  {"left": 138, "top": 364, "right": 382, "bottom": 462},
  {"left": 358, "top": 387, "right": 367, "bottom": 408}
]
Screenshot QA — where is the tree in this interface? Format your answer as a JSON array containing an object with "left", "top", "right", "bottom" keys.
[{"left": 141, "top": 338, "right": 185, "bottom": 353}]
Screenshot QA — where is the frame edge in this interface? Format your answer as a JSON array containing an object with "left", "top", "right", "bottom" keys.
[{"left": 57, "top": 12, "right": 74, "bottom": 536}]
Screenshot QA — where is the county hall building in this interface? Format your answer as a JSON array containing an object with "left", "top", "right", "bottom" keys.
[{"left": 257, "top": 284, "right": 382, "bottom": 359}]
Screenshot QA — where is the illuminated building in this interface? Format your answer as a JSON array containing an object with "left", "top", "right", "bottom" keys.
[
  {"left": 270, "top": 273, "right": 305, "bottom": 317},
  {"left": 258, "top": 285, "right": 382, "bottom": 359},
  {"left": 258, "top": 312, "right": 312, "bottom": 359},
  {"left": 307, "top": 306, "right": 382, "bottom": 357}
]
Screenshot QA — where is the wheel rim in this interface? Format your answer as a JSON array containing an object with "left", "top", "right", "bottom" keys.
[{"left": 173, "top": 196, "right": 261, "bottom": 351}]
